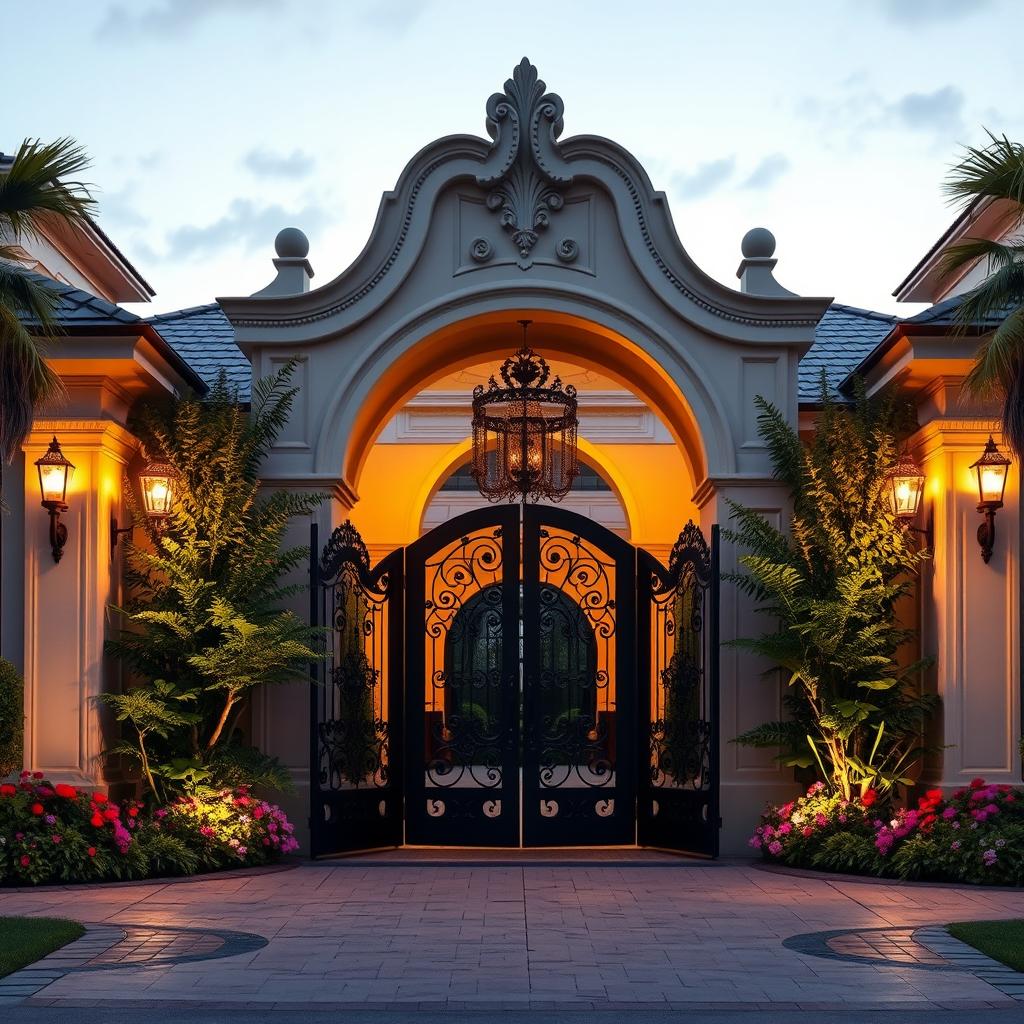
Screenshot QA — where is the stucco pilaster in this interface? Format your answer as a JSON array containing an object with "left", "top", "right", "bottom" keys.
[
  {"left": 694, "top": 475, "right": 800, "bottom": 854},
  {"left": 21, "top": 420, "right": 138, "bottom": 786},
  {"left": 912, "top": 419, "right": 1022, "bottom": 788}
]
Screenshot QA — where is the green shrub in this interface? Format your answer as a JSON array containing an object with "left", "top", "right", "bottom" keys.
[
  {"left": 728, "top": 381, "right": 936, "bottom": 800},
  {"left": 0, "top": 659, "right": 23, "bottom": 777}
]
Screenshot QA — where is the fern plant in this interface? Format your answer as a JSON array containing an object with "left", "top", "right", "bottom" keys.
[
  {"left": 104, "top": 361, "right": 323, "bottom": 798},
  {"left": 728, "top": 379, "right": 937, "bottom": 801}
]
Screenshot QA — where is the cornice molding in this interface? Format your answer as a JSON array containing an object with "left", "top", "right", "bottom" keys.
[{"left": 25, "top": 419, "right": 140, "bottom": 463}]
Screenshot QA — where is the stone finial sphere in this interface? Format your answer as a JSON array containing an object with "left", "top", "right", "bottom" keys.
[
  {"left": 741, "top": 227, "right": 776, "bottom": 259},
  {"left": 275, "top": 227, "right": 309, "bottom": 259}
]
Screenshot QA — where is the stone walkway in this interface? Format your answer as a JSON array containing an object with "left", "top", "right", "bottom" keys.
[{"left": 1, "top": 856, "right": 1023, "bottom": 1011}]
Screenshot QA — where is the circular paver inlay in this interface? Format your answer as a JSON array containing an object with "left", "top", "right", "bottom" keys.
[
  {"left": 784, "top": 926, "right": 954, "bottom": 970},
  {"left": 76, "top": 925, "right": 267, "bottom": 970}
]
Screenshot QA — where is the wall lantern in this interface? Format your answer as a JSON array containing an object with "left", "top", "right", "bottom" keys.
[
  {"left": 888, "top": 451, "right": 926, "bottom": 522},
  {"left": 111, "top": 459, "right": 178, "bottom": 554},
  {"left": 970, "top": 435, "right": 1011, "bottom": 564},
  {"left": 138, "top": 460, "right": 176, "bottom": 519},
  {"left": 34, "top": 436, "right": 74, "bottom": 564},
  {"left": 887, "top": 449, "right": 931, "bottom": 545}
]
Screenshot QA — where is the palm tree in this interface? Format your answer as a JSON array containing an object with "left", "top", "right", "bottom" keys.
[
  {"left": 0, "top": 138, "right": 96, "bottom": 464},
  {"left": 941, "top": 131, "right": 1024, "bottom": 457}
]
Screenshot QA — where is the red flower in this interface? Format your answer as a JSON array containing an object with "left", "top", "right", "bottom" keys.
[
  {"left": 127, "top": 807, "right": 139, "bottom": 818},
  {"left": 926, "top": 788, "right": 944, "bottom": 801},
  {"left": 19, "top": 855, "right": 30, "bottom": 867},
  {"left": 103, "top": 806, "right": 119, "bottom": 820},
  {"left": 90, "top": 812, "right": 104, "bottom": 828},
  {"left": 801, "top": 826, "right": 813, "bottom": 837},
  {"left": 0, "top": 784, "right": 15, "bottom": 796},
  {"left": 970, "top": 777, "right": 986, "bottom": 790},
  {"left": 91, "top": 793, "right": 108, "bottom": 806},
  {"left": 31, "top": 771, "right": 44, "bottom": 780},
  {"left": 54, "top": 783, "right": 78, "bottom": 799},
  {"left": 87, "top": 847, "right": 96, "bottom": 857},
  {"left": 861, "top": 789, "right": 878, "bottom": 808},
  {"left": 30, "top": 802, "right": 44, "bottom": 816}
]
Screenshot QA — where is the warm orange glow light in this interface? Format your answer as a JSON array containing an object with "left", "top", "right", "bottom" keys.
[{"left": 139, "top": 461, "right": 176, "bottom": 518}]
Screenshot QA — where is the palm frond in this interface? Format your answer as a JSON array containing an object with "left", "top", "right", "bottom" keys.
[
  {"left": 939, "top": 236, "right": 1024, "bottom": 282},
  {"left": 944, "top": 130, "right": 1024, "bottom": 216},
  {"left": 0, "top": 137, "right": 96, "bottom": 240},
  {"left": 0, "top": 304, "right": 65, "bottom": 462}
]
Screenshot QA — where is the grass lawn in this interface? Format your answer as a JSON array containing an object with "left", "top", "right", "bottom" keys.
[
  {"left": 0, "top": 917, "right": 85, "bottom": 978},
  {"left": 949, "top": 919, "right": 1024, "bottom": 972}
]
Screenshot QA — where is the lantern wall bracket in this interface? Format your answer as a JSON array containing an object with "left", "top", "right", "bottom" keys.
[
  {"left": 977, "top": 504, "right": 999, "bottom": 564},
  {"left": 44, "top": 503, "right": 68, "bottom": 564},
  {"left": 110, "top": 516, "right": 133, "bottom": 555},
  {"left": 906, "top": 518, "right": 933, "bottom": 550}
]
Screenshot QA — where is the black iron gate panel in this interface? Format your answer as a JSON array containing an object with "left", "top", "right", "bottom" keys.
[
  {"left": 522, "top": 505, "right": 637, "bottom": 846},
  {"left": 637, "top": 522, "right": 720, "bottom": 856},
  {"left": 309, "top": 522, "right": 403, "bottom": 857},
  {"left": 404, "top": 505, "right": 520, "bottom": 846}
]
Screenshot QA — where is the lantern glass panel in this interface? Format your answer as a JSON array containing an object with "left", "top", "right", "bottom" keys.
[
  {"left": 34, "top": 437, "right": 74, "bottom": 506},
  {"left": 970, "top": 437, "right": 1011, "bottom": 507},
  {"left": 140, "top": 463, "right": 176, "bottom": 518}
]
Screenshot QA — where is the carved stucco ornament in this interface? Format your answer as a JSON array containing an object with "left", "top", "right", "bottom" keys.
[{"left": 476, "top": 58, "right": 575, "bottom": 264}]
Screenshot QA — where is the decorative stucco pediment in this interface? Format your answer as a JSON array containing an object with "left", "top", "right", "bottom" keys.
[
  {"left": 219, "top": 58, "right": 830, "bottom": 338},
  {"left": 475, "top": 58, "right": 574, "bottom": 264}
]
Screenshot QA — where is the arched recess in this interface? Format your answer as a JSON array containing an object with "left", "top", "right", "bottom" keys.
[
  {"left": 315, "top": 296, "right": 736, "bottom": 504},
  {"left": 409, "top": 435, "right": 639, "bottom": 542}
]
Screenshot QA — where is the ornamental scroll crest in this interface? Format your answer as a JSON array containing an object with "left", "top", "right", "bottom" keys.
[{"left": 475, "top": 58, "right": 575, "bottom": 263}]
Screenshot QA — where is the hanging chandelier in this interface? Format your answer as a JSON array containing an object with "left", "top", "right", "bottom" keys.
[{"left": 471, "top": 320, "right": 579, "bottom": 503}]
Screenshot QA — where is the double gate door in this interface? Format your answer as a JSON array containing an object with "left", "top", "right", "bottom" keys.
[{"left": 310, "top": 505, "right": 718, "bottom": 855}]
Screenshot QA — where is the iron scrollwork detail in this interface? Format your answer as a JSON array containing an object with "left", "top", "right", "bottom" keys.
[
  {"left": 476, "top": 58, "right": 574, "bottom": 262},
  {"left": 649, "top": 520, "right": 713, "bottom": 792},
  {"left": 317, "top": 520, "right": 392, "bottom": 793}
]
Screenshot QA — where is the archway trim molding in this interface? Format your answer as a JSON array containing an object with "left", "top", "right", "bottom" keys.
[{"left": 315, "top": 290, "right": 734, "bottom": 496}]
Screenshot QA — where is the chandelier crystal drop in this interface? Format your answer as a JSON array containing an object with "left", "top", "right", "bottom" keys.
[{"left": 470, "top": 320, "right": 579, "bottom": 503}]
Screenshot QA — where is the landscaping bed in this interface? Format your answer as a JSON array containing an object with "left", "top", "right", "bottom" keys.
[
  {"left": 1, "top": 773, "right": 298, "bottom": 886},
  {"left": 752, "top": 779, "right": 1024, "bottom": 885}
]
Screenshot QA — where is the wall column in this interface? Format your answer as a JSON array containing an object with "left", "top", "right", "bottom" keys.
[
  {"left": 21, "top": 420, "right": 137, "bottom": 785},
  {"left": 695, "top": 476, "right": 800, "bottom": 854},
  {"left": 913, "top": 419, "right": 1021, "bottom": 788}
]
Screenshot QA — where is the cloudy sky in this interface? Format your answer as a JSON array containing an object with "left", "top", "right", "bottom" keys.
[{"left": 3, "top": 0, "right": 1016, "bottom": 315}]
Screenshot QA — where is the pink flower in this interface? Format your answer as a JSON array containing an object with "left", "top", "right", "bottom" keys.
[
  {"left": 814, "top": 813, "right": 828, "bottom": 828},
  {"left": 983, "top": 849, "right": 998, "bottom": 866},
  {"left": 778, "top": 823, "right": 792, "bottom": 835},
  {"left": 942, "top": 807, "right": 957, "bottom": 820},
  {"left": 748, "top": 836, "right": 763, "bottom": 849}
]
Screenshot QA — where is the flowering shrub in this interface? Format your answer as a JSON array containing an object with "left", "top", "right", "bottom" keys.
[
  {"left": 753, "top": 779, "right": 1024, "bottom": 885},
  {"left": 159, "top": 787, "right": 299, "bottom": 867},
  {"left": 0, "top": 773, "right": 297, "bottom": 886}
]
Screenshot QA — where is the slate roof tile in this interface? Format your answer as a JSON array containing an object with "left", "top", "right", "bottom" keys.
[
  {"left": 799, "top": 303, "right": 896, "bottom": 402},
  {"left": 15, "top": 273, "right": 141, "bottom": 327},
  {"left": 147, "top": 304, "right": 251, "bottom": 400}
]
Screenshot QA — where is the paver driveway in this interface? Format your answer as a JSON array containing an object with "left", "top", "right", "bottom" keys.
[{"left": 2, "top": 853, "right": 1024, "bottom": 1012}]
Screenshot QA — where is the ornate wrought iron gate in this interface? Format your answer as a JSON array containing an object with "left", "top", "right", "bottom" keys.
[
  {"left": 309, "top": 523, "right": 403, "bottom": 857},
  {"left": 636, "top": 524, "right": 721, "bottom": 857},
  {"left": 310, "top": 510, "right": 719, "bottom": 855}
]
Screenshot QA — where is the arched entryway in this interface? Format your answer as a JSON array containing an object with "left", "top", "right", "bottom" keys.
[{"left": 309, "top": 504, "right": 719, "bottom": 856}]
